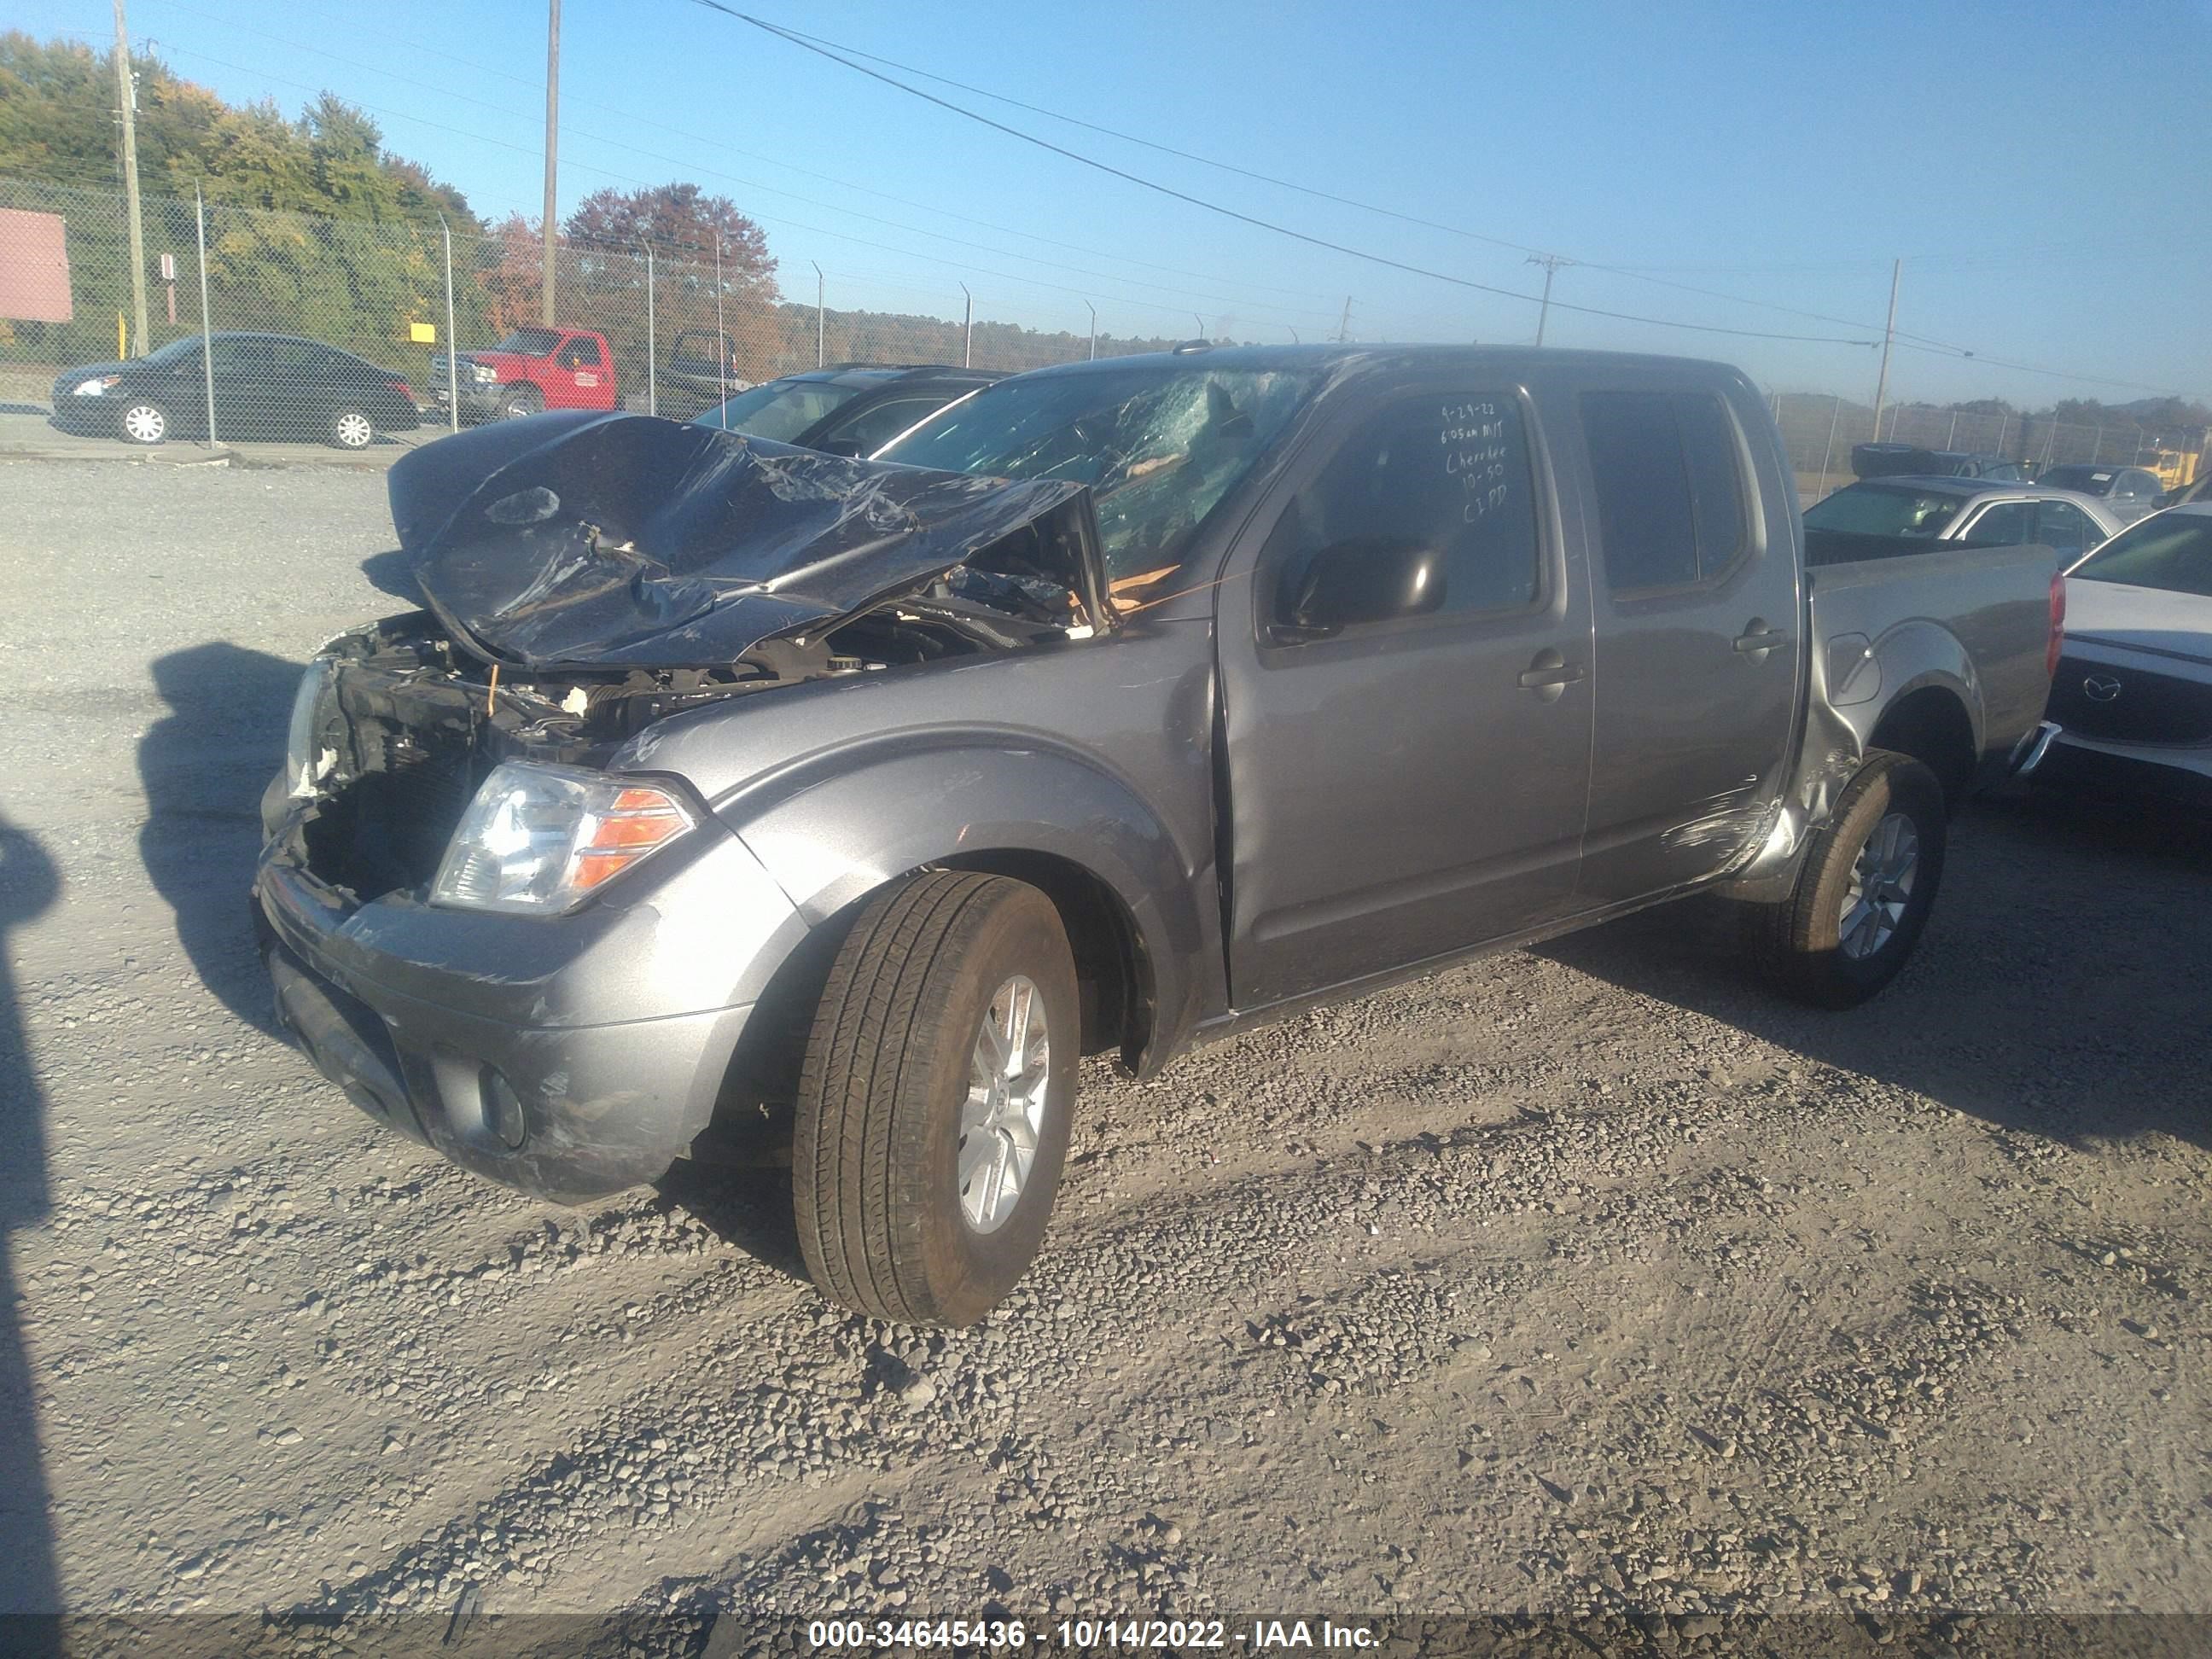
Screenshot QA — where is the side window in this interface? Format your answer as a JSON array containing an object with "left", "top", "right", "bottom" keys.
[
  {"left": 265, "top": 341, "right": 316, "bottom": 376},
  {"left": 2123, "top": 470, "right": 2157, "bottom": 500},
  {"left": 1963, "top": 501, "right": 2034, "bottom": 545},
  {"left": 560, "top": 335, "right": 602, "bottom": 369},
  {"left": 1268, "top": 391, "right": 1540, "bottom": 626},
  {"left": 1580, "top": 389, "right": 1749, "bottom": 591},
  {"left": 820, "top": 395, "right": 952, "bottom": 455},
  {"left": 207, "top": 338, "right": 268, "bottom": 374},
  {"left": 2034, "top": 501, "right": 2097, "bottom": 556}
]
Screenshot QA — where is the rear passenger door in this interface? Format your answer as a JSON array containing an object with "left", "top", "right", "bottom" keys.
[
  {"left": 1218, "top": 381, "right": 1594, "bottom": 1008},
  {"left": 1575, "top": 383, "right": 1802, "bottom": 905},
  {"left": 2034, "top": 499, "right": 2104, "bottom": 561}
]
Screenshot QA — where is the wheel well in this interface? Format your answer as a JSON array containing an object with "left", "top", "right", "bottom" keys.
[
  {"left": 696, "top": 852, "right": 1155, "bottom": 1167},
  {"left": 1869, "top": 687, "right": 1976, "bottom": 807},
  {"left": 935, "top": 850, "right": 1153, "bottom": 1068}
]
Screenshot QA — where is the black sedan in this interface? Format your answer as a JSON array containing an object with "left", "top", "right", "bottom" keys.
[
  {"left": 50, "top": 332, "right": 422, "bottom": 449},
  {"left": 692, "top": 364, "right": 1002, "bottom": 457}
]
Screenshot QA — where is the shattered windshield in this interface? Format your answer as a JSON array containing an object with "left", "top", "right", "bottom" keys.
[{"left": 877, "top": 364, "right": 1322, "bottom": 597}]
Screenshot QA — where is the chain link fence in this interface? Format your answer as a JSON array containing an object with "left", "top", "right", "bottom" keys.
[
  {"left": 1767, "top": 390, "right": 2209, "bottom": 504},
  {"left": 3, "top": 174, "right": 2207, "bottom": 488},
  {"left": 0, "top": 177, "right": 1190, "bottom": 451}
]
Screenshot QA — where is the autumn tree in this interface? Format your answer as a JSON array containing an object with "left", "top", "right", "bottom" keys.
[{"left": 561, "top": 183, "right": 780, "bottom": 387}]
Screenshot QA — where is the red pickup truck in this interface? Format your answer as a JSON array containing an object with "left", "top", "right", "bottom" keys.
[{"left": 437, "top": 326, "right": 618, "bottom": 423}]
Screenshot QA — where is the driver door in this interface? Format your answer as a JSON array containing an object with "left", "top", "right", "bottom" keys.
[{"left": 1216, "top": 381, "right": 1595, "bottom": 1009}]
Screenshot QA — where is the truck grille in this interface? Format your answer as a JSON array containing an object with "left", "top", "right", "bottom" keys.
[{"left": 2047, "top": 653, "right": 2212, "bottom": 747}]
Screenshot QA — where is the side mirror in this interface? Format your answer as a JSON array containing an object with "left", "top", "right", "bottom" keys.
[{"left": 1275, "top": 535, "right": 1445, "bottom": 641}]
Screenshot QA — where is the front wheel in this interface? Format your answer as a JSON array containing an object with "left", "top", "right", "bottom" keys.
[
  {"left": 1743, "top": 748, "right": 1948, "bottom": 1008},
  {"left": 793, "top": 871, "right": 1078, "bottom": 1326},
  {"left": 499, "top": 384, "right": 544, "bottom": 421}
]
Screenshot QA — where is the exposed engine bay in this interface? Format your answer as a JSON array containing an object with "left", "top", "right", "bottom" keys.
[{"left": 282, "top": 413, "right": 1115, "bottom": 905}]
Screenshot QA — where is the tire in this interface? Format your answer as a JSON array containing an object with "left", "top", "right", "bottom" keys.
[
  {"left": 329, "top": 408, "right": 375, "bottom": 450},
  {"left": 1743, "top": 748, "right": 1948, "bottom": 1009},
  {"left": 500, "top": 384, "right": 544, "bottom": 421},
  {"left": 794, "top": 871, "right": 1079, "bottom": 1327},
  {"left": 118, "top": 400, "right": 168, "bottom": 445}
]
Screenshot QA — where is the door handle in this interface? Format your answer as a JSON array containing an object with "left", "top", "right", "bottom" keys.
[
  {"left": 1517, "top": 649, "right": 1586, "bottom": 697},
  {"left": 1732, "top": 626, "right": 1788, "bottom": 655}
]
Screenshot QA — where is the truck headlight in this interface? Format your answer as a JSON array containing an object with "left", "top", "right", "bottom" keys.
[
  {"left": 284, "top": 659, "right": 339, "bottom": 798},
  {"left": 432, "top": 762, "right": 697, "bottom": 914},
  {"left": 469, "top": 363, "right": 498, "bottom": 384}
]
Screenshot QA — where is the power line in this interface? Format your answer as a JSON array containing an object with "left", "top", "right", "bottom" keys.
[
  {"left": 730, "top": 15, "right": 1551, "bottom": 259},
  {"left": 707, "top": 6, "right": 2212, "bottom": 398},
  {"left": 696, "top": 4, "right": 1883, "bottom": 349},
  {"left": 695, "top": 12, "right": 2016, "bottom": 351}
]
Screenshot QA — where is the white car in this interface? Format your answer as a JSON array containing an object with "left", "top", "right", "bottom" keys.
[{"left": 2042, "top": 503, "right": 2212, "bottom": 807}]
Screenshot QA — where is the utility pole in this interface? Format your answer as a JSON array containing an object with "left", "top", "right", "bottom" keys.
[
  {"left": 960, "top": 282, "right": 972, "bottom": 368},
  {"left": 1527, "top": 253, "right": 1571, "bottom": 347},
  {"left": 812, "top": 262, "right": 825, "bottom": 368},
  {"left": 112, "top": 0, "right": 149, "bottom": 357},
  {"left": 1869, "top": 257, "right": 1901, "bottom": 445},
  {"left": 539, "top": 0, "right": 560, "bottom": 326},
  {"left": 1084, "top": 300, "right": 1096, "bottom": 361},
  {"left": 1335, "top": 295, "right": 1353, "bottom": 343},
  {"left": 441, "top": 217, "right": 459, "bottom": 432},
  {"left": 713, "top": 235, "right": 726, "bottom": 413}
]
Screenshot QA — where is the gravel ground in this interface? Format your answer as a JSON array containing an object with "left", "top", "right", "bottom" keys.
[{"left": 0, "top": 457, "right": 2206, "bottom": 1650}]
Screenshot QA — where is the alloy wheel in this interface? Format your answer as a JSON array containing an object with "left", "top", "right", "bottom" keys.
[
  {"left": 958, "top": 974, "right": 1051, "bottom": 1234},
  {"left": 1837, "top": 811, "right": 1918, "bottom": 960}
]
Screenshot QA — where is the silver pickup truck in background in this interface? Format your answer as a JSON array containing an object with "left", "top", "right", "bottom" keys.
[{"left": 253, "top": 345, "right": 2065, "bottom": 1325}]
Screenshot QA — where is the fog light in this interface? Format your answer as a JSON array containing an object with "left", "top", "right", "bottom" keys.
[{"left": 482, "top": 1068, "right": 527, "bottom": 1149}]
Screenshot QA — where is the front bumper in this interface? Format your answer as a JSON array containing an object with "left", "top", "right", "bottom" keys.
[
  {"left": 433, "top": 381, "right": 506, "bottom": 424},
  {"left": 253, "top": 783, "right": 806, "bottom": 1202},
  {"left": 2035, "top": 731, "right": 2212, "bottom": 811}
]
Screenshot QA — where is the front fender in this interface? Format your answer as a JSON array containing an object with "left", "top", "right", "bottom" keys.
[{"left": 721, "top": 740, "right": 1212, "bottom": 1072}]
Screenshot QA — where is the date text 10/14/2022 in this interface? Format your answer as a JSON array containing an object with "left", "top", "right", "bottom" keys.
[{"left": 803, "top": 1619, "right": 1380, "bottom": 1650}]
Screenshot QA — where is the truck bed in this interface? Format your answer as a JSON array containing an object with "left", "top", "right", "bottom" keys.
[{"left": 1807, "top": 538, "right": 2058, "bottom": 779}]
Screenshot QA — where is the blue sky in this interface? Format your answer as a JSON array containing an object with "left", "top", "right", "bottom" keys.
[{"left": 25, "top": 0, "right": 2212, "bottom": 406}]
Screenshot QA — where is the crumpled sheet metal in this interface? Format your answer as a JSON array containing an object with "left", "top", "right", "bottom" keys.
[{"left": 387, "top": 412, "right": 1089, "bottom": 670}]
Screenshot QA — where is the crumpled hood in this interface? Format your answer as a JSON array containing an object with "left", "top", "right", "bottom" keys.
[{"left": 387, "top": 411, "right": 1093, "bottom": 670}]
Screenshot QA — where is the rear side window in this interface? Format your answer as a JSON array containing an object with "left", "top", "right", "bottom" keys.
[
  {"left": 1964, "top": 501, "right": 2034, "bottom": 545},
  {"left": 2034, "top": 500, "right": 2098, "bottom": 556},
  {"left": 1581, "top": 390, "right": 1748, "bottom": 591},
  {"left": 1268, "top": 392, "right": 1541, "bottom": 623}
]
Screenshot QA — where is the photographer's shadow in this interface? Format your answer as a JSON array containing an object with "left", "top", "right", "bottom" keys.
[
  {"left": 138, "top": 643, "right": 305, "bottom": 1037},
  {"left": 0, "top": 815, "right": 61, "bottom": 1621}
]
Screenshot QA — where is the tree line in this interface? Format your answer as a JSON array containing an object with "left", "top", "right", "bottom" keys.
[{"left": 0, "top": 34, "right": 1185, "bottom": 390}]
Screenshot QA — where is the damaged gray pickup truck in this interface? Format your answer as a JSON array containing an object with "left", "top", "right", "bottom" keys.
[{"left": 254, "top": 345, "right": 2066, "bottom": 1325}]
